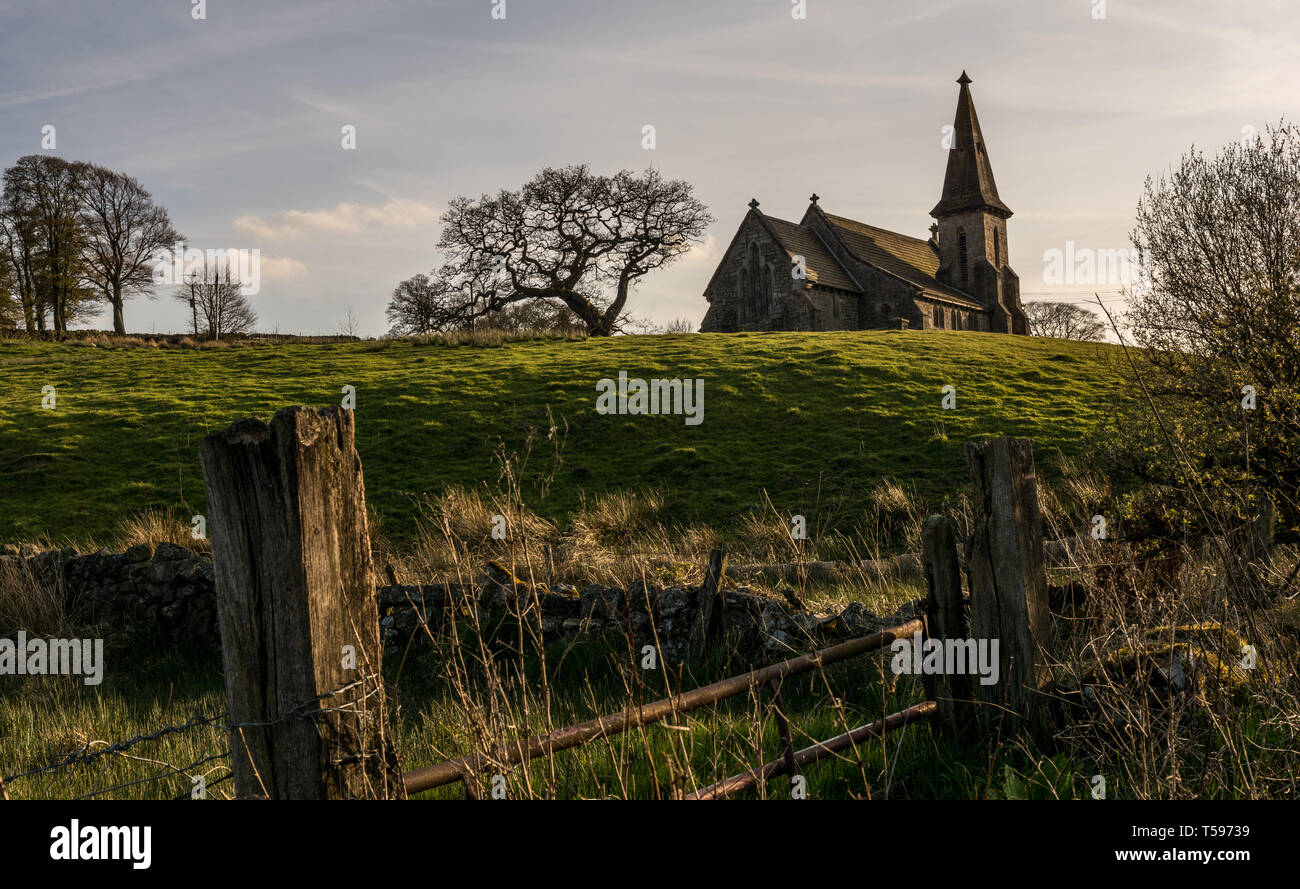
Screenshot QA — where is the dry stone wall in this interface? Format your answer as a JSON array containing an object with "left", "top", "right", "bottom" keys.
[{"left": 0, "top": 544, "right": 925, "bottom": 662}]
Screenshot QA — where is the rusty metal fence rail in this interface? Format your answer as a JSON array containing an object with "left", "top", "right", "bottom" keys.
[{"left": 401, "top": 618, "right": 933, "bottom": 799}]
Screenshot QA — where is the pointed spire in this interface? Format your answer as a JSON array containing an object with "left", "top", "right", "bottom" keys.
[{"left": 930, "top": 72, "right": 1012, "bottom": 219}]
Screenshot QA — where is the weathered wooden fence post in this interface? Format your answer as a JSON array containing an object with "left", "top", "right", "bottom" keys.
[
  {"left": 200, "top": 406, "right": 405, "bottom": 799},
  {"left": 964, "top": 437, "right": 1054, "bottom": 736},
  {"left": 921, "top": 514, "right": 971, "bottom": 737},
  {"left": 688, "top": 549, "right": 728, "bottom": 660}
]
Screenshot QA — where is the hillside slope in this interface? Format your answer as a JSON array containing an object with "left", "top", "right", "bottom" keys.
[{"left": 0, "top": 331, "right": 1129, "bottom": 545}]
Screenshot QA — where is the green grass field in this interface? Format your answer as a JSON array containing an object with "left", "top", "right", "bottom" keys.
[
  {"left": 6, "top": 331, "right": 1288, "bottom": 801},
  {"left": 0, "top": 330, "right": 1129, "bottom": 546}
]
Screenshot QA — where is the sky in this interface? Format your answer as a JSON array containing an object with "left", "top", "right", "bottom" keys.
[{"left": 1, "top": 0, "right": 1297, "bottom": 337}]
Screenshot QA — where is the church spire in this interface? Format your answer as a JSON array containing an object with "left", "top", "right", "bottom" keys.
[{"left": 930, "top": 72, "right": 1012, "bottom": 219}]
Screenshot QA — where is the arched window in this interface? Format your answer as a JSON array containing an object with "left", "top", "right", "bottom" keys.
[
  {"left": 993, "top": 229, "right": 1001, "bottom": 266},
  {"left": 737, "top": 268, "right": 748, "bottom": 321},
  {"left": 747, "top": 243, "right": 761, "bottom": 317},
  {"left": 761, "top": 266, "right": 772, "bottom": 312},
  {"left": 957, "top": 228, "right": 968, "bottom": 284},
  {"left": 880, "top": 302, "right": 891, "bottom": 318}
]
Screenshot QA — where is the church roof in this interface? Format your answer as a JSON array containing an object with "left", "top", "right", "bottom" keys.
[
  {"left": 821, "top": 213, "right": 983, "bottom": 308},
  {"left": 758, "top": 214, "right": 862, "bottom": 292},
  {"left": 930, "top": 71, "right": 1012, "bottom": 219},
  {"left": 708, "top": 199, "right": 986, "bottom": 311}
]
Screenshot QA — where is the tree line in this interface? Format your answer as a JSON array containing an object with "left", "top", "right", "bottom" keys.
[{"left": 0, "top": 154, "right": 187, "bottom": 335}]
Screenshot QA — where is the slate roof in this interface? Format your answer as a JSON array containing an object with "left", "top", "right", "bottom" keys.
[
  {"left": 822, "top": 213, "right": 984, "bottom": 309},
  {"left": 758, "top": 214, "right": 861, "bottom": 292}
]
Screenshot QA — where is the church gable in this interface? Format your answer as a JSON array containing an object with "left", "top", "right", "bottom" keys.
[
  {"left": 699, "top": 209, "right": 793, "bottom": 332},
  {"left": 701, "top": 204, "right": 862, "bottom": 333}
]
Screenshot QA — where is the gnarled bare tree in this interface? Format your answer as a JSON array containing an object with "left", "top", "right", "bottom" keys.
[{"left": 393, "top": 165, "right": 711, "bottom": 336}]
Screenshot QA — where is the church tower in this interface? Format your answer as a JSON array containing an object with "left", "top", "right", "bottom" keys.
[{"left": 930, "top": 72, "right": 1026, "bottom": 334}]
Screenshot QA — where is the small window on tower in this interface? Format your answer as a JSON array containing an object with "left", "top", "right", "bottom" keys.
[
  {"left": 958, "top": 228, "right": 968, "bottom": 284},
  {"left": 994, "top": 229, "right": 1001, "bottom": 266}
]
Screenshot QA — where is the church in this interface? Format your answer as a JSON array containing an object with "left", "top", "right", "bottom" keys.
[{"left": 699, "top": 73, "right": 1028, "bottom": 335}]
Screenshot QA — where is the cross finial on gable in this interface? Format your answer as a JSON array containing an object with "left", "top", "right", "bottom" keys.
[
  {"left": 809, "top": 193, "right": 819, "bottom": 204},
  {"left": 748, "top": 198, "right": 760, "bottom": 210}
]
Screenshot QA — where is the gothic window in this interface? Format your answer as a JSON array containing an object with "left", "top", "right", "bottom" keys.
[
  {"left": 737, "top": 268, "right": 747, "bottom": 321},
  {"left": 747, "top": 242, "right": 761, "bottom": 318},
  {"left": 880, "top": 302, "right": 891, "bottom": 317},
  {"left": 761, "top": 266, "right": 772, "bottom": 313},
  {"left": 993, "top": 229, "right": 1001, "bottom": 266},
  {"left": 958, "top": 228, "right": 968, "bottom": 284}
]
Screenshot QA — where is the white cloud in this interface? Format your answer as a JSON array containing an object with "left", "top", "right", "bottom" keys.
[
  {"left": 234, "top": 198, "right": 438, "bottom": 242},
  {"left": 258, "top": 255, "right": 309, "bottom": 281}
]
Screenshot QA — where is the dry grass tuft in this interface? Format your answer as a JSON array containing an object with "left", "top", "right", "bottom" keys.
[
  {"left": 115, "top": 508, "right": 209, "bottom": 553},
  {"left": 0, "top": 556, "right": 76, "bottom": 637}
]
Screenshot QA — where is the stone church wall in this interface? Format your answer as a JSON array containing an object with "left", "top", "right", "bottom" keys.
[{"left": 701, "top": 214, "right": 797, "bottom": 332}]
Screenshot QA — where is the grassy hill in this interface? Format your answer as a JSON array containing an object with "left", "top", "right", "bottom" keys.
[{"left": 0, "top": 330, "right": 1130, "bottom": 547}]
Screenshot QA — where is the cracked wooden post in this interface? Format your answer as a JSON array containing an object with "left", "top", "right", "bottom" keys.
[
  {"left": 964, "top": 437, "right": 1053, "bottom": 737},
  {"left": 200, "top": 406, "right": 404, "bottom": 799},
  {"left": 921, "top": 514, "right": 971, "bottom": 737}
]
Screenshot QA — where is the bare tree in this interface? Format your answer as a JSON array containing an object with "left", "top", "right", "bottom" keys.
[
  {"left": 338, "top": 306, "right": 361, "bottom": 338},
  {"left": 386, "top": 273, "right": 440, "bottom": 335},
  {"left": 79, "top": 164, "right": 182, "bottom": 334},
  {"left": 1, "top": 155, "right": 93, "bottom": 332},
  {"left": 403, "top": 165, "right": 711, "bottom": 336},
  {"left": 179, "top": 260, "right": 257, "bottom": 340},
  {"left": 1024, "top": 301, "right": 1106, "bottom": 340}
]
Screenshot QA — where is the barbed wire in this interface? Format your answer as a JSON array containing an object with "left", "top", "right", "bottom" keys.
[
  {"left": 74, "top": 751, "right": 232, "bottom": 801},
  {"left": 1, "top": 713, "right": 228, "bottom": 785},
  {"left": 173, "top": 770, "right": 233, "bottom": 800},
  {"left": 1, "top": 676, "right": 381, "bottom": 800}
]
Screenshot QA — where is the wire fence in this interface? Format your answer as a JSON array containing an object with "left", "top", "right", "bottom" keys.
[{"left": 0, "top": 678, "right": 375, "bottom": 801}]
